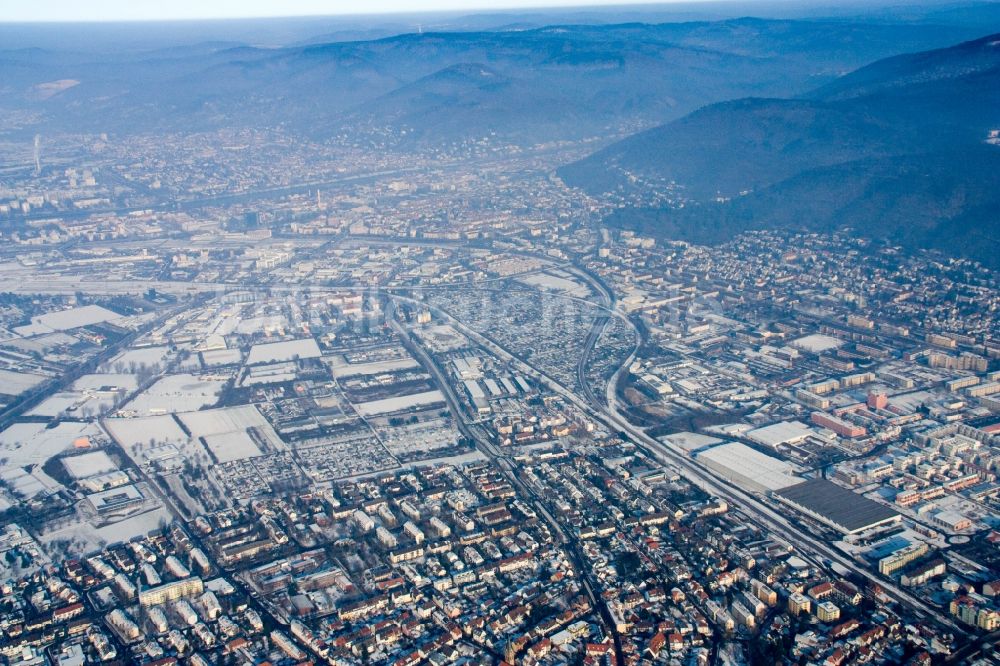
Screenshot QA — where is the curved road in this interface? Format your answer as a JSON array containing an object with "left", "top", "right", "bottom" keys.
[
  {"left": 401, "top": 291, "right": 964, "bottom": 636},
  {"left": 16, "top": 239, "right": 965, "bottom": 643},
  {"left": 386, "top": 297, "right": 627, "bottom": 665}
]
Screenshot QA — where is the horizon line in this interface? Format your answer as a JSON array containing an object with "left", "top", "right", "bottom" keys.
[{"left": 0, "top": 0, "right": 750, "bottom": 25}]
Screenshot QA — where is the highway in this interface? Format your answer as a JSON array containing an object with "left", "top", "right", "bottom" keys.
[
  {"left": 386, "top": 297, "right": 627, "bottom": 665},
  {"left": 266, "top": 273, "right": 962, "bottom": 637},
  {"left": 399, "top": 292, "right": 966, "bottom": 636},
  {"left": 21, "top": 254, "right": 962, "bottom": 644},
  {"left": 567, "top": 263, "right": 634, "bottom": 409},
  {"left": 577, "top": 315, "right": 610, "bottom": 405}
]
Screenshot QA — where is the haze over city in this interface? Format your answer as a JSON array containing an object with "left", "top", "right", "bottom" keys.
[
  {"left": 3, "top": 0, "right": 720, "bottom": 22},
  {"left": 0, "top": 2, "right": 998, "bottom": 666}
]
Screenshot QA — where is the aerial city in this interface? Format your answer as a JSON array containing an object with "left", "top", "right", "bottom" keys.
[{"left": 0, "top": 0, "right": 998, "bottom": 664}]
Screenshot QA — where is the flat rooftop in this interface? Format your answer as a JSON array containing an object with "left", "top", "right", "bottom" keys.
[
  {"left": 695, "top": 442, "right": 800, "bottom": 492},
  {"left": 775, "top": 479, "right": 899, "bottom": 533},
  {"left": 747, "top": 420, "right": 813, "bottom": 447}
]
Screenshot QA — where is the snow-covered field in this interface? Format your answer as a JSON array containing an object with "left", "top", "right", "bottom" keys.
[
  {"left": 886, "top": 390, "right": 935, "bottom": 412},
  {"left": 0, "top": 466, "right": 62, "bottom": 499},
  {"left": 120, "top": 373, "right": 227, "bottom": 415},
  {"left": 26, "top": 393, "right": 81, "bottom": 417},
  {"left": 103, "top": 345, "right": 171, "bottom": 372},
  {"left": 73, "top": 373, "right": 138, "bottom": 392},
  {"left": 0, "top": 422, "right": 106, "bottom": 498},
  {"left": 106, "top": 414, "right": 216, "bottom": 474},
  {"left": 202, "top": 432, "right": 262, "bottom": 462},
  {"left": 246, "top": 337, "right": 320, "bottom": 365},
  {"left": 0, "top": 368, "right": 49, "bottom": 396},
  {"left": 240, "top": 362, "right": 297, "bottom": 386},
  {"left": 791, "top": 333, "right": 845, "bottom": 353},
  {"left": 93, "top": 505, "right": 172, "bottom": 542},
  {"left": 354, "top": 390, "right": 446, "bottom": 416},
  {"left": 234, "top": 315, "right": 287, "bottom": 336},
  {"left": 38, "top": 504, "right": 172, "bottom": 554},
  {"left": 4, "top": 332, "right": 77, "bottom": 354},
  {"left": 178, "top": 405, "right": 284, "bottom": 462},
  {"left": 62, "top": 451, "right": 118, "bottom": 479},
  {"left": 27, "top": 373, "right": 137, "bottom": 417},
  {"left": 0, "top": 421, "right": 104, "bottom": 469},
  {"left": 14, "top": 304, "right": 122, "bottom": 336},
  {"left": 104, "top": 414, "right": 188, "bottom": 450}
]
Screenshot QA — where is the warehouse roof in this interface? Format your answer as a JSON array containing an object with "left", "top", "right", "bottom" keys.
[
  {"left": 775, "top": 479, "right": 899, "bottom": 533},
  {"left": 747, "top": 420, "right": 813, "bottom": 447},
  {"left": 695, "top": 442, "right": 801, "bottom": 491}
]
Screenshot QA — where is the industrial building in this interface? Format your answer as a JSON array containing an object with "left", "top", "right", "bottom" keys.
[
  {"left": 694, "top": 442, "right": 801, "bottom": 493},
  {"left": 86, "top": 484, "right": 145, "bottom": 516},
  {"left": 746, "top": 420, "right": 814, "bottom": 448},
  {"left": 811, "top": 411, "right": 866, "bottom": 439},
  {"left": 774, "top": 479, "right": 901, "bottom": 534}
]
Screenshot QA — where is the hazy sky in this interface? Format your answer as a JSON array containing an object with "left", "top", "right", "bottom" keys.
[{"left": 2, "top": 0, "right": 706, "bottom": 22}]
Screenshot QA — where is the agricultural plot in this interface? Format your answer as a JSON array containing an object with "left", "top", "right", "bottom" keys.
[
  {"left": 119, "top": 373, "right": 228, "bottom": 415},
  {"left": 0, "top": 421, "right": 105, "bottom": 473},
  {"left": 61, "top": 451, "right": 118, "bottom": 480},
  {"left": 105, "top": 414, "right": 209, "bottom": 474},
  {"left": 102, "top": 345, "right": 171, "bottom": 372},
  {"left": 2, "top": 332, "right": 77, "bottom": 355},
  {"left": 103, "top": 414, "right": 189, "bottom": 452},
  {"left": 0, "top": 466, "right": 61, "bottom": 500},
  {"left": 178, "top": 405, "right": 286, "bottom": 463},
  {"left": 0, "top": 369, "right": 50, "bottom": 397},
  {"left": 26, "top": 393, "right": 84, "bottom": 418},
  {"left": 246, "top": 337, "right": 321, "bottom": 365},
  {"left": 27, "top": 373, "right": 136, "bottom": 418},
  {"left": 13, "top": 304, "right": 122, "bottom": 336}
]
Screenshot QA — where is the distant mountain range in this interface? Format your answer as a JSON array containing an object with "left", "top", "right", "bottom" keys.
[
  {"left": 559, "top": 33, "right": 1000, "bottom": 268},
  {"left": 3, "top": 16, "right": 999, "bottom": 143}
]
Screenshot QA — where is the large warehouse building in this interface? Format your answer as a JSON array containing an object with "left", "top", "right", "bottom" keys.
[
  {"left": 694, "top": 442, "right": 801, "bottom": 494},
  {"left": 775, "top": 479, "right": 901, "bottom": 534},
  {"left": 746, "top": 420, "right": 814, "bottom": 449}
]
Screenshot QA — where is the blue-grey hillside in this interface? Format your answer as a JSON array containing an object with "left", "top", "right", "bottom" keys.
[
  {"left": 559, "top": 33, "right": 1000, "bottom": 268},
  {"left": 1, "top": 18, "right": 997, "bottom": 143}
]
